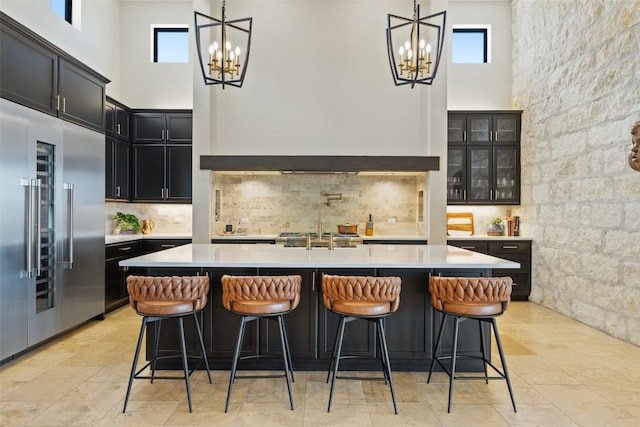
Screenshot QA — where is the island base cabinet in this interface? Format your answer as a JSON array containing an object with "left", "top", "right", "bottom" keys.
[{"left": 138, "top": 266, "right": 499, "bottom": 372}]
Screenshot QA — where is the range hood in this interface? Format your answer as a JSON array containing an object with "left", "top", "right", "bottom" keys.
[{"left": 200, "top": 155, "right": 440, "bottom": 173}]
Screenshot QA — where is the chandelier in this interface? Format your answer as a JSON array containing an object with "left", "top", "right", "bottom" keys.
[
  {"left": 386, "top": 1, "right": 446, "bottom": 88},
  {"left": 194, "top": 1, "right": 252, "bottom": 88}
]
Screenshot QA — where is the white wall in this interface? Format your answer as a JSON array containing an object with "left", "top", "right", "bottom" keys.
[
  {"left": 119, "top": 0, "right": 193, "bottom": 108},
  {"left": 447, "top": 0, "right": 512, "bottom": 109},
  {"left": 1, "top": 0, "right": 121, "bottom": 95},
  {"left": 203, "top": 0, "right": 444, "bottom": 156}
]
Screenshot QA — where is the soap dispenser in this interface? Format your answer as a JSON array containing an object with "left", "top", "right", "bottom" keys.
[{"left": 366, "top": 214, "right": 374, "bottom": 236}]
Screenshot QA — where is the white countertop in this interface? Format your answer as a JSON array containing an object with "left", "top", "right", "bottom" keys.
[
  {"left": 446, "top": 235, "right": 532, "bottom": 240},
  {"left": 119, "top": 243, "right": 520, "bottom": 269},
  {"left": 105, "top": 233, "right": 192, "bottom": 244}
]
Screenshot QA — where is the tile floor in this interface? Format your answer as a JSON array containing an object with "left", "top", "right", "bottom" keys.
[{"left": 1, "top": 302, "right": 639, "bottom": 426}]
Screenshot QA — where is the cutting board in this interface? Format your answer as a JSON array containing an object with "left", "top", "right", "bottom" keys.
[{"left": 446, "top": 212, "right": 474, "bottom": 236}]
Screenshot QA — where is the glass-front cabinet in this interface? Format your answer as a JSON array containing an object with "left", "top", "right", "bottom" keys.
[{"left": 447, "top": 111, "right": 522, "bottom": 205}]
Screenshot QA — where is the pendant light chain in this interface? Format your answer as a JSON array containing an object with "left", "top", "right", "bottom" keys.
[{"left": 413, "top": 0, "right": 417, "bottom": 20}]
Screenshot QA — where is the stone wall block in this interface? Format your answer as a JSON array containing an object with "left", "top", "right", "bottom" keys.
[
  {"left": 604, "top": 229, "right": 640, "bottom": 258},
  {"left": 581, "top": 253, "right": 619, "bottom": 281},
  {"left": 623, "top": 202, "right": 640, "bottom": 230},
  {"left": 571, "top": 300, "right": 606, "bottom": 330},
  {"left": 590, "top": 202, "right": 623, "bottom": 228},
  {"left": 613, "top": 174, "right": 640, "bottom": 199},
  {"left": 572, "top": 228, "right": 604, "bottom": 254},
  {"left": 538, "top": 204, "right": 565, "bottom": 225}
]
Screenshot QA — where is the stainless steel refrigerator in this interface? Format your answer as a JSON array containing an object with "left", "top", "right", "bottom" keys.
[{"left": 0, "top": 98, "right": 105, "bottom": 361}]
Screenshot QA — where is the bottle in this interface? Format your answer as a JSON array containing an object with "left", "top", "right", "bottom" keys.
[{"left": 366, "top": 214, "right": 374, "bottom": 236}]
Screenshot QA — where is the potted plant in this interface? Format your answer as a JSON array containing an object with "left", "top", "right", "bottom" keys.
[
  {"left": 113, "top": 211, "right": 141, "bottom": 234},
  {"left": 487, "top": 216, "right": 504, "bottom": 236}
]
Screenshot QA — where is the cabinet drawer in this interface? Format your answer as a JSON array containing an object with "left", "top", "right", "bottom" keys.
[
  {"left": 106, "top": 241, "right": 141, "bottom": 259},
  {"left": 448, "top": 240, "right": 488, "bottom": 253},
  {"left": 488, "top": 241, "right": 530, "bottom": 253},
  {"left": 141, "top": 239, "right": 191, "bottom": 254}
]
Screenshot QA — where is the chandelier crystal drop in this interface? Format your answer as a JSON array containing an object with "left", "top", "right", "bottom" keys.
[
  {"left": 195, "top": 1, "right": 252, "bottom": 88},
  {"left": 386, "top": 1, "right": 446, "bottom": 88}
]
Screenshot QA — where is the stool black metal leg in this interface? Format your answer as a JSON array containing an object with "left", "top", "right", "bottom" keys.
[
  {"left": 447, "top": 316, "right": 460, "bottom": 413},
  {"left": 479, "top": 318, "right": 489, "bottom": 384},
  {"left": 150, "top": 318, "right": 162, "bottom": 383},
  {"left": 377, "top": 318, "right": 398, "bottom": 414},
  {"left": 177, "top": 317, "right": 193, "bottom": 413},
  {"left": 277, "top": 315, "right": 295, "bottom": 410},
  {"left": 327, "top": 315, "right": 347, "bottom": 413},
  {"left": 225, "top": 316, "right": 247, "bottom": 413},
  {"left": 326, "top": 319, "right": 341, "bottom": 384},
  {"left": 492, "top": 318, "right": 517, "bottom": 412},
  {"left": 193, "top": 312, "right": 212, "bottom": 384},
  {"left": 374, "top": 319, "right": 389, "bottom": 384},
  {"left": 280, "top": 316, "right": 295, "bottom": 384},
  {"left": 428, "top": 313, "right": 447, "bottom": 383},
  {"left": 123, "top": 317, "right": 147, "bottom": 413}
]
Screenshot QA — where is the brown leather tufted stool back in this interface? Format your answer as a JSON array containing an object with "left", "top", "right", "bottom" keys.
[
  {"left": 221, "top": 275, "right": 302, "bottom": 412},
  {"left": 322, "top": 275, "right": 402, "bottom": 414},
  {"left": 428, "top": 276, "right": 516, "bottom": 413},
  {"left": 123, "top": 276, "right": 211, "bottom": 413}
]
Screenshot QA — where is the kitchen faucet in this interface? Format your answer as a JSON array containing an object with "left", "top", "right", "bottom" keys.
[{"left": 317, "top": 192, "right": 342, "bottom": 237}]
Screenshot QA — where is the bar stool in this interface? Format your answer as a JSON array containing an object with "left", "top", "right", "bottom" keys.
[
  {"left": 221, "top": 274, "right": 302, "bottom": 412},
  {"left": 427, "top": 276, "right": 516, "bottom": 413},
  {"left": 322, "top": 274, "right": 402, "bottom": 414},
  {"left": 123, "top": 275, "right": 211, "bottom": 413}
]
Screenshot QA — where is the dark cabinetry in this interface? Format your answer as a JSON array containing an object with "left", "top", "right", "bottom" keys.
[
  {"left": 105, "top": 97, "right": 131, "bottom": 201},
  {"left": 448, "top": 111, "right": 521, "bottom": 205},
  {"left": 104, "top": 239, "right": 192, "bottom": 313},
  {"left": 448, "top": 239, "right": 531, "bottom": 300},
  {"left": 105, "top": 137, "right": 130, "bottom": 200},
  {"left": 0, "top": 13, "right": 107, "bottom": 131},
  {"left": 105, "top": 241, "right": 142, "bottom": 312},
  {"left": 131, "top": 110, "right": 192, "bottom": 203},
  {"left": 105, "top": 97, "right": 130, "bottom": 140},
  {"left": 133, "top": 112, "right": 192, "bottom": 143}
]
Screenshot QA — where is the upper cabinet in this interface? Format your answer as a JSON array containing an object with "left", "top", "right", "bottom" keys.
[
  {"left": 131, "top": 110, "right": 193, "bottom": 203},
  {"left": 133, "top": 111, "right": 192, "bottom": 144},
  {"left": 447, "top": 111, "right": 522, "bottom": 205},
  {"left": 0, "top": 13, "right": 108, "bottom": 132},
  {"left": 105, "top": 97, "right": 130, "bottom": 141}
]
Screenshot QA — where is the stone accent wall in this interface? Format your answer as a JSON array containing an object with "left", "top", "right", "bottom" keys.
[{"left": 512, "top": 0, "right": 640, "bottom": 345}]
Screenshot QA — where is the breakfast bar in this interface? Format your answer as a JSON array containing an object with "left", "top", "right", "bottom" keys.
[{"left": 120, "top": 244, "right": 519, "bottom": 371}]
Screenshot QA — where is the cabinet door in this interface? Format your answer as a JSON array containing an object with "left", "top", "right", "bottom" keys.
[
  {"left": 133, "top": 112, "right": 166, "bottom": 143},
  {"left": 114, "top": 140, "right": 130, "bottom": 200},
  {"left": 260, "top": 269, "right": 317, "bottom": 359},
  {"left": 166, "top": 145, "right": 192, "bottom": 201},
  {"left": 105, "top": 137, "right": 115, "bottom": 199},
  {"left": 493, "top": 114, "right": 520, "bottom": 144},
  {"left": 166, "top": 113, "right": 192, "bottom": 143},
  {"left": 115, "top": 106, "right": 130, "bottom": 140},
  {"left": 493, "top": 146, "right": 519, "bottom": 204},
  {"left": 58, "top": 59, "right": 105, "bottom": 131},
  {"left": 132, "top": 145, "right": 165, "bottom": 201},
  {"left": 0, "top": 24, "right": 57, "bottom": 115},
  {"left": 447, "top": 113, "right": 467, "bottom": 145},
  {"left": 318, "top": 268, "right": 376, "bottom": 359},
  {"left": 447, "top": 146, "right": 467, "bottom": 203},
  {"left": 105, "top": 101, "right": 115, "bottom": 135},
  {"left": 467, "top": 113, "right": 493, "bottom": 144},
  {"left": 467, "top": 146, "right": 492, "bottom": 203},
  {"left": 378, "top": 268, "right": 432, "bottom": 359}
]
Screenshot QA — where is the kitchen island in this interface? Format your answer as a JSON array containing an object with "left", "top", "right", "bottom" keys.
[{"left": 120, "top": 244, "right": 519, "bottom": 371}]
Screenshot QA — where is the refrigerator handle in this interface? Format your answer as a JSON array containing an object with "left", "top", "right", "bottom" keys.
[
  {"left": 64, "top": 182, "right": 74, "bottom": 269},
  {"left": 21, "top": 179, "right": 33, "bottom": 278},
  {"left": 34, "top": 179, "right": 42, "bottom": 277}
]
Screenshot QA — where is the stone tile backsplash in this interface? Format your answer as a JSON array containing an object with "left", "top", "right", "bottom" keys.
[
  {"left": 213, "top": 173, "right": 427, "bottom": 236},
  {"left": 106, "top": 202, "right": 192, "bottom": 235}
]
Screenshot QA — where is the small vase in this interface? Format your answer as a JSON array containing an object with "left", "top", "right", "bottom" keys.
[{"left": 487, "top": 223, "right": 504, "bottom": 236}]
